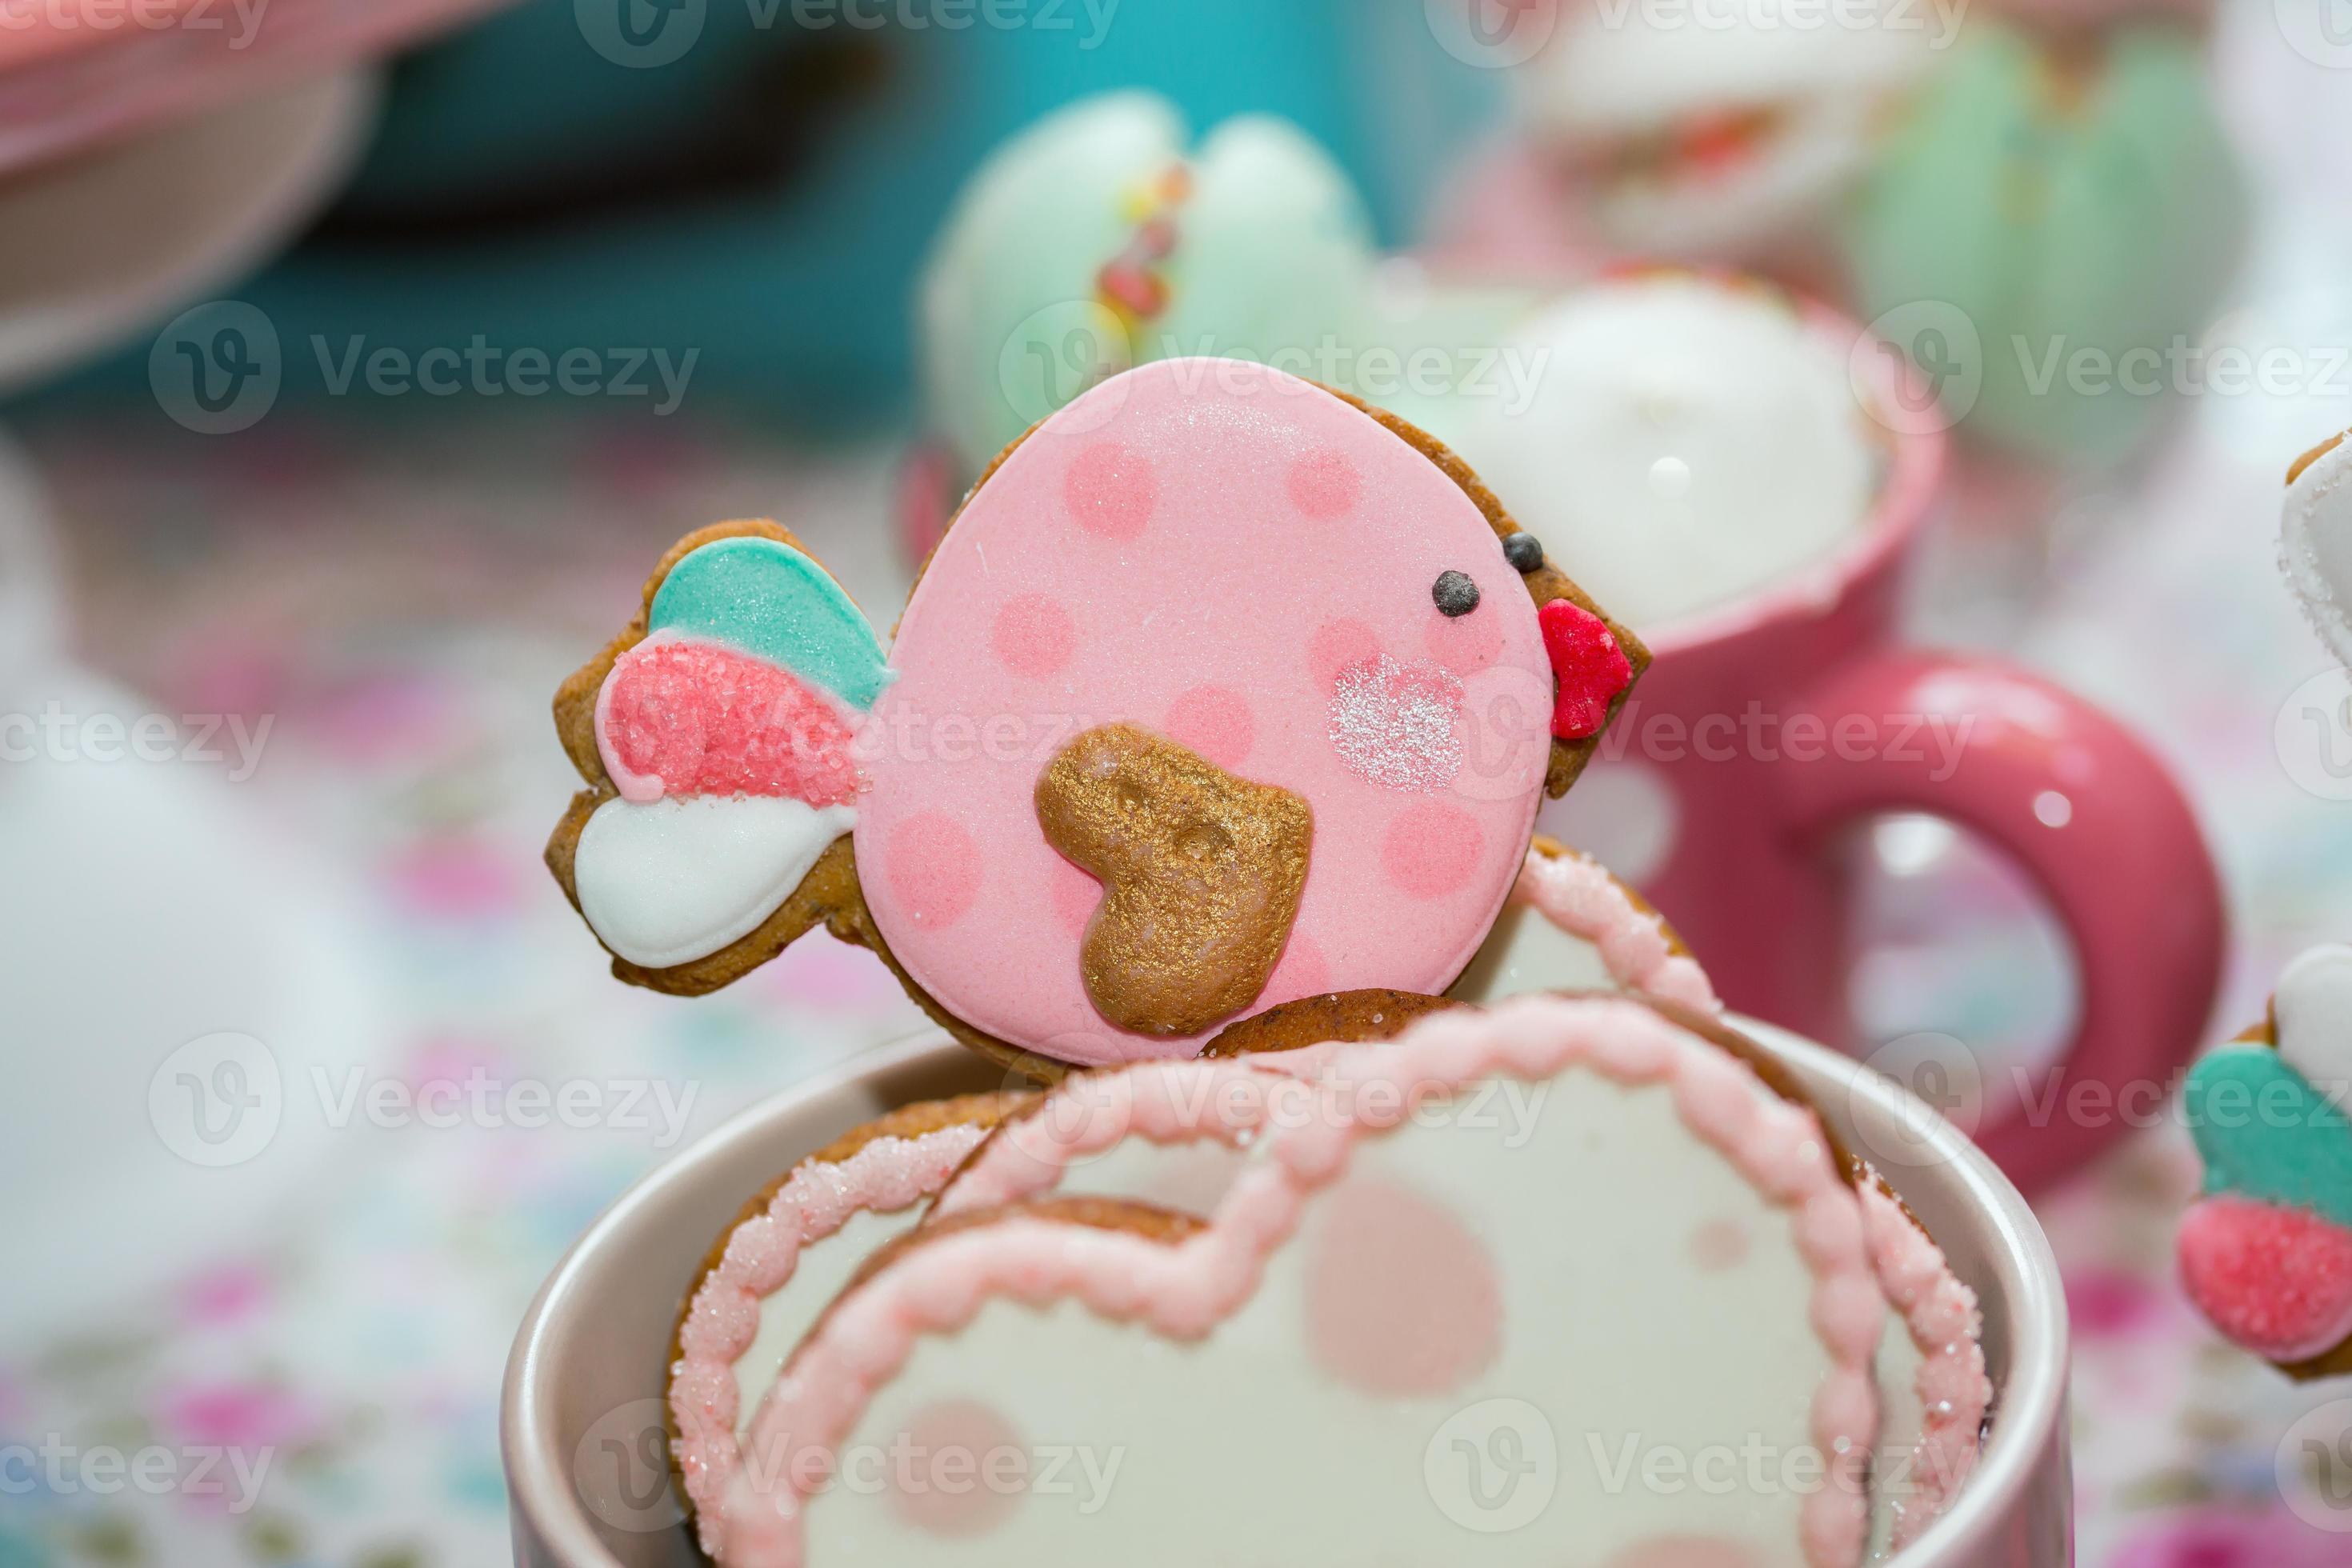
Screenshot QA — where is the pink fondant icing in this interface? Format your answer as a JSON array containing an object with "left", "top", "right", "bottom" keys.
[
  {"left": 1858, "top": 1179, "right": 1991, "bottom": 1550},
  {"left": 737, "top": 997, "right": 1886, "bottom": 1568},
  {"left": 669, "top": 1120, "right": 998, "bottom": 1557},
  {"left": 1286, "top": 447, "right": 1361, "bottom": 520},
  {"left": 989, "top": 594, "right": 1076, "bottom": 680},
  {"left": 1162, "top": 683, "right": 1255, "bottom": 770},
  {"left": 1383, "top": 801, "right": 1485, "bottom": 898},
  {"left": 1062, "top": 438, "right": 1157, "bottom": 541},
  {"left": 854, "top": 359, "right": 1552, "bottom": 1065},
  {"left": 595, "top": 636, "right": 862, "bottom": 807},
  {"left": 883, "top": 814, "right": 981, "bottom": 930},
  {"left": 1514, "top": 845, "right": 1721, "bottom": 1014}
]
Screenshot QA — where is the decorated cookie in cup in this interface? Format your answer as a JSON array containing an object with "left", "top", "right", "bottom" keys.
[
  {"left": 917, "top": 995, "right": 1989, "bottom": 1562},
  {"left": 2179, "top": 945, "right": 2352, "bottom": 1376},
  {"left": 702, "top": 994, "right": 1965, "bottom": 1568},
  {"left": 669, "top": 1093, "right": 1034, "bottom": 1537},
  {"left": 548, "top": 357, "right": 1649, "bottom": 1074}
]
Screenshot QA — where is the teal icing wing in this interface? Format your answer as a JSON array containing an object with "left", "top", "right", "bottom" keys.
[
  {"left": 648, "top": 536, "right": 895, "bottom": 711},
  {"left": 2185, "top": 1045, "right": 2352, "bottom": 1231}
]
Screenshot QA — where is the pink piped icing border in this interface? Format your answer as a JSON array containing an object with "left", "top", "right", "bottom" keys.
[
  {"left": 1858, "top": 1179, "right": 1991, "bottom": 1550},
  {"left": 1515, "top": 843, "right": 1719, "bottom": 1013},
  {"left": 670, "top": 1122, "right": 998, "bottom": 1556},
  {"left": 722, "top": 996, "right": 1885, "bottom": 1568}
]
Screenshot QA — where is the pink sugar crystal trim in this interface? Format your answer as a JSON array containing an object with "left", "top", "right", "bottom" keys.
[
  {"left": 1516, "top": 844, "right": 1720, "bottom": 1014},
  {"left": 669, "top": 1122, "right": 996, "bottom": 1558},
  {"left": 1858, "top": 1178, "right": 1990, "bottom": 1550},
  {"left": 725, "top": 996, "right": 1882, "bottom": 1568},
  {"left": 596, "top": 634, "right": 863, "bottom": 808}
]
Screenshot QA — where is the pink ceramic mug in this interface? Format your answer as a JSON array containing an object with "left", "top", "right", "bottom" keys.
[{"left": 1539, "top": 326, "right": 2223, "bottom": 1195}]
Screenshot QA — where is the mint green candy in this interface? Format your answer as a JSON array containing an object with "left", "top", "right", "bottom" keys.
[
  {"left": 649, "top": 538, "right": 892, "bottom": 711},
  {"left": 2186, "top": 1046, "right": 2352, "bottom": 1231},
  {"left": 1844, "top": 24, "right": 2244, "bottom": 463}
]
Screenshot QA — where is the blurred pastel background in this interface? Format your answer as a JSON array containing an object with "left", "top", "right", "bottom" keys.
[{"left": 5, "top": 0, "right": 2352, "bottom": 1563}]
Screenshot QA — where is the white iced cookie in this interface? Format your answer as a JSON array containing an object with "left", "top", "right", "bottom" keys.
[
  {"left": 2282, "top": 432, "right": 2352, "bottom": 673},
  {"left": 1512, "top": 1, "right": 1940, "bottom": 262},
  {"left": 917, "top": 90, "right": 1376, "bottom": 477},
  {"left": 1448, "top": 274, "right": 1881, "bottom": 634},
  {"left": 2274, "top": 941, "right": 2352, "bottom": 1110},
  {"left": 718, "top": 996, "right": 1891, "bottom": 1568}
]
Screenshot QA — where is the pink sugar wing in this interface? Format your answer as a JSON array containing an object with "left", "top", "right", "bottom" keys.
[
  {"left": 2179, "top": 1194, "right": 2352, "bottom": 1363},
  {"left": 594, "top": 638, "right": 862, "bottom": 806}
]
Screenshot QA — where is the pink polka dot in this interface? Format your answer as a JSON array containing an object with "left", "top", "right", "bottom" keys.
[
  {"left": 886, "top": 814, "right": 981, "bottom": 929},
  {"left": 1424, "top": 601, "right": 1505, "bottom": 675},
  {"left": 1382, "top": 802, "right": 1484, "bottom": 900},
  {"left": 1286, "top": 449, "right": 1360, "bottom": 520},
  {"left": 1062, "top": 441, "right": 1155, "bottom": 541},
  {"left": 1048, "top": 854, "right": 1100, "bottom": 938},
  {"left": 1307, "top": 618, "right": 1382, "bottom": 690},
  {"left": 1306, "top": 1177, "right": 1502, "bottom": 1397},
  {"left": 887, "top": 1399, "right": 1026, "bottom": 1538},
  {"left": 1688, "top": 1218, "right": 1750, "bottom": 1274},
  {"left": 1163, "top": 685, "right": 1255, "bottom": 770},
  {"left": 990, "top": 594, "right": 1075, "bottom": 680},
  {"left": 1267, "top": 931, "right": 1329, "bottom": 1000},
  {"left": 1602, "top": 1537, "right": 1764, "bottom": 1568}
]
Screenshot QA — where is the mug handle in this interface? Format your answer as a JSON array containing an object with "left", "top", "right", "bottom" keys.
[{"left": 1771, "top": 651, "right": 2226, "bottom": 1196}]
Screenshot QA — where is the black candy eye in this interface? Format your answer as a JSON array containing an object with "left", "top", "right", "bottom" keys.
[
  {"left": 1502, "top": 531, "right": 1544, "bottom": 574},
  {"left": 1433, "top": 570, "right": 1480, "bottom": 618}
]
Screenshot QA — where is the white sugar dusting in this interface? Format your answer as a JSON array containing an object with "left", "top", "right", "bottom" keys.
[{"left": 1328, "top": 654, "right": 1466, "bottom": 792}]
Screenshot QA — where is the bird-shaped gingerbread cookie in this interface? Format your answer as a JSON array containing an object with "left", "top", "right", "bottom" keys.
[{"left": 547, "top": 358, "right": 1648, "bottom": 1074}]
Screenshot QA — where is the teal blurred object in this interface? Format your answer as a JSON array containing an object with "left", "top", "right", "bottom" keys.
[
  {"left": 1843, "top": 23, "right": 2244, "bottom": 466},
  {"left": 18, "top": 0, "right": 1503, "bottom": 429}
]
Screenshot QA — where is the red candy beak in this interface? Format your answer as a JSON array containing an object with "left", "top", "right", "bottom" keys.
[{"left": 1538, "top": 598, "right": 1633, "bottom": 742}]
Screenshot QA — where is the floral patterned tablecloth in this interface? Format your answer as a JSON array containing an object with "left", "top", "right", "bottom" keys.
[{"left": 4, "top": 370, "right": 2351, "bottom": 1568}]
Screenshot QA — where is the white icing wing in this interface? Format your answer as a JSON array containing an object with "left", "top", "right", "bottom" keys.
[
  {"left": 2282, "top": 435, "right": 2352, "bottom": 671},
  {"left": 2275, "top": 942, "right": 2352, "bottom": 1109},
  {"left": 574, "top": 795, "right": 854, "bottom": 968}
]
